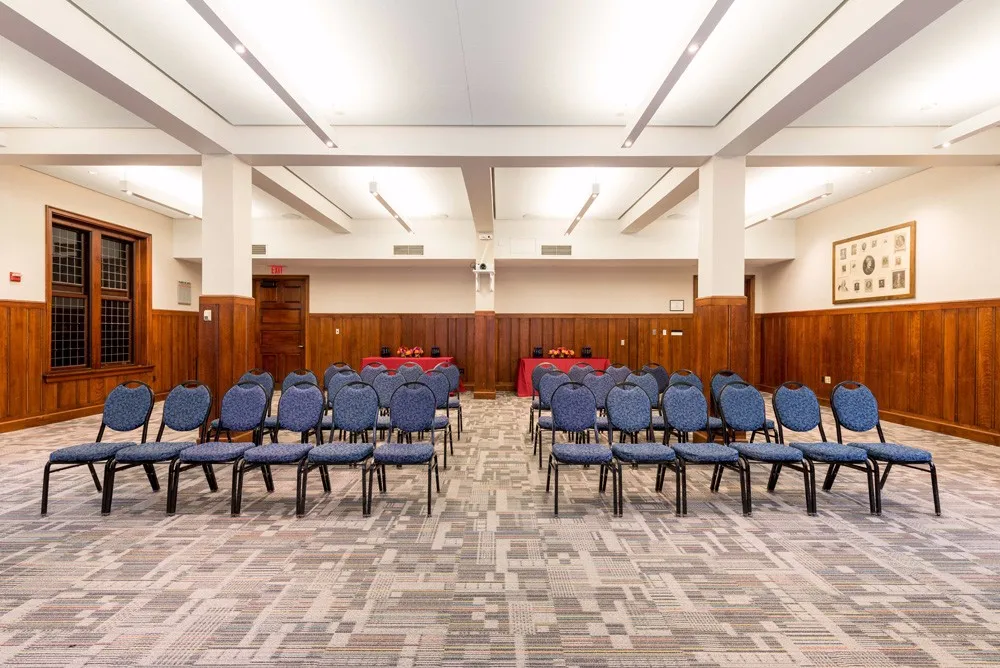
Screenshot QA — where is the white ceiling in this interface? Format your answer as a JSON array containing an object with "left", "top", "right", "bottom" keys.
[
  {"left": 795, "top": 0, "right": 1000, "bottom": 127},
  {"left": 494, "top": 167, "right": 666, "bottom": 220}
]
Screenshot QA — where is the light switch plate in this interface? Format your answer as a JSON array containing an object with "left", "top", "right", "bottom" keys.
[
  {"left": 620, "top": 339, "right": 625, "bottom": 346},
  {"left": 662, "top": 329, "right": 667, "bottom": 336},
  {"left": 823, "top": 375, "right": 832, "bottom": 384},
  {"left": 335, "top": 328, "right": 340, "bottom": 335}
]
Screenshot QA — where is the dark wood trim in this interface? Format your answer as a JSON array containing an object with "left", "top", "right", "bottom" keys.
[
  {"left": 43, "top": 364, "right": 154, "bottom": 383},
  {"left": 695, "top": 296, "right": 748, "bottom": 307},
  {"left": 832, "top": 220, "right": 916, "bottom": 306},
  {"left": 761, "top": 297, "right": 1000, "bottom": 319}
]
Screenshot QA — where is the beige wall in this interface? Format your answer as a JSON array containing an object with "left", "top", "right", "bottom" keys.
[
  {"left": 761, "top": 167, "right": 1000, "bottom": 313},
  {"left": 301, "top": 266, "right": 476, "bottom": 313},
  {"left": 0, "top": 166, "right": 201, "bottom": 310}
]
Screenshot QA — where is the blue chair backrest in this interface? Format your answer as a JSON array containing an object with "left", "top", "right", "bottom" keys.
[
  {"left": 373, "top": 370, "right": 406, "bottom": 409},
  {"left": 582, "top": 370, "right": 616, "bottom": 410},
  {"left": 662, "top": 383, "right": 708, "bottom": 432},
  {"left": 711, "top": 370, "right": 744, "bottom": 405},
  {"left": 239, "top": 369, "right": 275, "bottom": 398},
  {"left": 161, "top": 382, "right": 211, "bottom": 434},
  {"left": 326, "top": 370, "right": 361, "bottom": 406},
  {"left": 277, "top": 382, "right": 324, "bottom": 433},
  {"left": 332, "top": 382, "right": 379, "bottom": 437},
  {"left": 606, "top": 364, "right": 631, "bottom": 385},
  {"left": 103, "top": 381, "right": 154, "bottom": 432},
  {"left": 282, "top": 369, "right": 317, "bottom": 392},
  {"left": 717, "top": 382, "right": 767, "bottom": 432},
  {"left": 389, "top": 382, "right": 436, "bottom": 434},
  {"left": 531, "top": 363, "right": 557, "bottom": 394},
  {"left": 434, "top": 362, "right": 461, "bottom": 393},
  {"left": 568, "top": 363, "right": 594, "bottom": 384},
  {"left": 773, "top": 383, "right": 822, "bottom": 434},
  {"left": 606, "top": 383, "right": 652, "bottom": 433},
  {"left": 219, "top": 382, "right": 268, "bottom": 432},
  {"left": 831, "top": 381, "right": 880, "bottom": 433},
  {"left": 669, "top": 369, "right": 702, "bottom": 390},
  {"left": 419, "top": 370, "right": 451, "bottom": 410},
  {"left": 360, "top": 362, "right": 387, "bottom": 385},
  {"left": 324, "top": 364, "right": 354, "bottom": 391},
  {"left": 642, "top": 364, "right": 670, "bottom": 394},
  {"left": 626, "top": 372, "right": 659, "bottom": 407},
  {"left": 550, "top": 382, "right": 598, "bottom": 433},
  {"left": 539, "top": 371, "right": 570, "bottom": 408},
  {"left": 398, "top": 362, "right": 425, "bottom": 383}
]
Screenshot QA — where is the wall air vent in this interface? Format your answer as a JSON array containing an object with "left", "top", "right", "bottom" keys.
[
  {"left": 251, "top": 244, "right": 267, "bottom": 255},
  {"left": 393, "top": 245, "right": 425, "bottom": 256},
  {"left": 540, "top": 244, "right": 572, "bottom": 256}
]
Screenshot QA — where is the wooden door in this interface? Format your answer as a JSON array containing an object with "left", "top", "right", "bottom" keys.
[{"left": 254, "top": 276, "right": 308, "bottom": 383}]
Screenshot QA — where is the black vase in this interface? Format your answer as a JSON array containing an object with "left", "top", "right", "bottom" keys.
[
  {"left": 581, "top": 346, "right": 592, "bottom": 359},
  {"left": 380, "top": 346, "right": 391, "bottom": 357},
  {"left": 532, "top": 347, "right": 543, "bottom": 358},
  {"left": 430, "top": 347, "right": 441, "bottom": 358}
]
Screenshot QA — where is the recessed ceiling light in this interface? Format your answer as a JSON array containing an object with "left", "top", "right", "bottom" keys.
[
  {"left": 565, "top": 183, "right": 600, "bottom": 235},
  {"left": 325, "top": 140, "right": 334, "bottom": 148},
  {"left": 687, "top": 43, "right": 700, "bottom": 54},
  {"left": 941, "top": 141, "right": 951, "bottom": 148},
  {"left": 233, "top": 43, "right": 246, "bottom": 55},
  {"left": 623, "top": 139, "right": 633, "bottom": 148}
]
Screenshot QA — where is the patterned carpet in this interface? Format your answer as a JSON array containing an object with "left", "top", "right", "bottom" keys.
[{"left": 1, "top": 392, "right": 999, "bottom": 666}]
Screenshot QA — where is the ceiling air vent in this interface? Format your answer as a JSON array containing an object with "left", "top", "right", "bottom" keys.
[
  {"left": 540, "top": 244, "right": 572, "bottom": 256},
  {"left": 251, "top": 244, "right": 267, "bottom": 255},
  {"left": 393, "top": 244, "right": 425, "bottom": 256}
]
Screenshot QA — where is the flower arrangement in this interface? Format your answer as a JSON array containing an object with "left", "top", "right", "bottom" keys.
[
  {"left": 396, "top": 346, "right": 425, "bottom": 358},
  {"left": 548, "top": 346, "right": 575, "bottom": 359}
]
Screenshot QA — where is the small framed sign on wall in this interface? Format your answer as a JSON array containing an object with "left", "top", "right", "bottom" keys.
[
  {"left": 832, "top": 221, "right": 915, "bottom": 305},
  {"left": 668, "top": 299, "right": 685, "bottom": 312}
]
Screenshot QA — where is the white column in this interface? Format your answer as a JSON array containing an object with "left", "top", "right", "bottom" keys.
[
  {"left": 201, "top": 155, "right": 252, "bottom": 297},
  {"left": 474, "top": 238, "right": 495, "bottom": 312},
  {"left": 697, "top": 156, "right": 746, "bottom": 298}
]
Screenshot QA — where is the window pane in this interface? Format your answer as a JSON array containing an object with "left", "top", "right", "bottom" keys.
[
  {"left": 52, "top": 226, "right": 85, "bottom": 286},
  {"left": 100, "top": 299, "right": 132, "bottom": 364},
  {"left": 101, "top": 237, "right": 130, "bottom": 291},
  {"left": 51, "top": 296, "right": 87, "bottom": 367}
]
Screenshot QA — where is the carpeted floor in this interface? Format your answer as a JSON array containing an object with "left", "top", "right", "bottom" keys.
[{"left": 0, "top": 392, "right": 999, "bottom": 666}]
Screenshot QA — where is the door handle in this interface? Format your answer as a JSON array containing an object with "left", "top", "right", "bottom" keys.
[{"left": 298, "top": 345, "right": 305, "bottom": 348}]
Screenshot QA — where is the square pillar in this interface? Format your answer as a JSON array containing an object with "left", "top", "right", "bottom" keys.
[{"left": 472, "top": 239, "right": 496, "bottom": 399}]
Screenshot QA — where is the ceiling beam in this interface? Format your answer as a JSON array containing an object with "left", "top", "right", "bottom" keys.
[
  {"left": 619, "top": 169, "right": 699, "bottom": 234},
  {"left": 0, "top": 129, "right": 200, "bottom": 165},
  {"left": 252, "top": 167, "right": 351, "bottom": 234},
  {"left": 933, "top": 103, "right": 1000, "bottom": 148},
  {"left": 715, "top": 0, "right": 964, "bottom": 157},
  {"left": 622, "top": 0, "right": 735, "bottom": 149},
  {"left": 460, "top": 161, "right": 495, "bottom": 234}
]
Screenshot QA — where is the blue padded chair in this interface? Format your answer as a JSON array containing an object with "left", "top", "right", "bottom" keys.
[
  {"left": 528, "top": 362, "right": 558, "bottom": 434},
  {"left": 419, "top": 370, "right": 455, "bottom": 468},
  {"left": 605, "top": 363, "right": 632, "bottom": 386},
  {"left": 665, "top": 370, "right": 722, "bottom": 441},
  {"left": 626, "top": 372, "right": 660, "bottom": 440},
  {"left": 398, "top": 361, "right": 425, "bottom": 383},
  {"left": 324, "top": 365, "right": 357, "bottom": 406},
  {"left": 264, "top": 369, "right": 318, "bottom": 441},
  {"left": 321, "top": 370, "right": 362, "bottom": 439},
  {"left": 773, "top": 382, "right": 878, "bottom": 515},
  {"left": 583, "top": 370, "right": 617, "bottom": 434},
  {"left": 568, "top": 362, "right": 594, "bottom": 384},
  {"left": 360, "top": 361, "right": 388, "bottom": 385},
  {"left": 170, "top": 382, "right": 269, "bottom": 515},
  {"left": 661, "top": 382, "right": 743, "bottom": 516},
  {"left": 545, "top": 383, "right": 616, "bottom": 515},
  {"left": 306, "top": 382, "right": 380, "bottom": 516},
  {"left": 42, "top": 381, "right": 155, "bottom": 516},
  {"left": 642, "top": 363, "right": 670, "bottom": 396},
  {"left": 324, "top": 361, "right": 352, "bottom": 379},
  {"left": 717, "top": 382, "right": 808, "bottom": 516},
  {"left": 372, "top": 370, "right": 406, "bottom": 437},
  {"left": 830, "top": 381, "right": 940, "bottom": 515},
  {"left": 210, "top": 368, "right": 275, "bottom": 433},
  {"left": 607, "top": 383, "right": 677, "bottom": 516},
  {"left": 233, "top": 382, "right": 324, "bottom": 516},
  {"left": 533, "top": 371, "right": 571, "bottom": 469},
  {"left": 369, "top": 382, "right": 441, "bottom": 516},
  {"left": 105, "top": 381, "right": 212, "bottom": 515},
  {"left": 711, "top": 370, "right": 776, "bottom": 442},
  {"left": 434, "top": 361, "right": 463, "bottom": 439}
]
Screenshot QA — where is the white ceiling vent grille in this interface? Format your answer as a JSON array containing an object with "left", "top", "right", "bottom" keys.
[
  {"left": 393, "top": 244, "right": 425, "bottom": 256},
  {"left": 540, "top": 244, "right": 572, "bottom": 256},
  {"left": 251, "top": 244, "right": 267, "bottom": 255}
]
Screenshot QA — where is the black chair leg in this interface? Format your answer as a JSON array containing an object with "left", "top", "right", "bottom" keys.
[
  {"left": 434, "top": 456, "right": 440, "bottom": 493},
  {"left": 767, "top": 463, "right": 782, "bottom": 492},
  {"left": 616, "top": 463, "right": 623, "bottom": 516},
  {"left": 929, "top": 462, "right": 941, "bottom": 516},
  {"left": 203, "top": 464, "right": 218, "bottom": 492},
  {"left": 427, "top": 461, "right": 433, "bottom": 516},
  {"left": 553, "top": 460, "right": 559, "bottom": 516},
  {"left": 262, "top": 465, "right": 275, "bottom": 493},
  {"left": 101, "top": 460, "right": 116, "bottom": 515},
  {"left": 822, "top": 463, "right": 840, "bottom": 491},
  {"left": 231, "top": 459, "right": 245, "bottom": 516},
  {"left": 167, "top": 460, "right": 181, "bottom": 515},
  {"left": 674, "top": 464, "right": 682, "bottom": 516},
  {"left": 802, "top": 463, "right": 815, "bottom": 516},
  {"left": 367, "top": 464, "right": 376, "bottom": 514},
  {"left": 879, "top": 462, "right": 893, "bottom": 490},
  {"left": 41, "top": 462, "right": 52, "bottom": 516},
  {"left": 739, "top": 458, "right": 752, "bottom": 516},
  {"left": 361, "top": 462, "right": 369, "bottom": 516},
  {"left": 710, "top": 464, "right": 723, "bottom": 492},
  {"left": 680, "top": 461, "right": 688, "bottom": 515},
  {"left": 296, "top": 460, "right": 307, "bottom": 517},
  {"left": 320, "top": 465, "right": 332, "bottom": 493},
  {"left": 87, "top": 463, "right": 103, "bottom": 491},
  {"left": 612, "top": 463, "right": 620, "bottom": 516},
  {"left": 143, "top": 463, "right": 160, "bottom": 491},
  {"left": 546, "top": 455, "right": 553, "bottom": 492}
]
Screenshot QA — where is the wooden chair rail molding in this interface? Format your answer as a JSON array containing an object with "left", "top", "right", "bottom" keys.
[{"left": 757, "top": 297, "right": 1000, "bottom": 446}]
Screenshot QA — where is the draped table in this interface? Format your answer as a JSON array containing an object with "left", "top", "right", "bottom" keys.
[
  {"left": 360, "top": 356, "right": 465, "bottom": 391},
  {"left": 515, "top": 357, "right": 611, "bottom": 397}
]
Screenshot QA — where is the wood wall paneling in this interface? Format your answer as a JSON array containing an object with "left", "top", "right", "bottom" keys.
[{"left": 197, "top": 296, "right": 257, "bottom": 419}]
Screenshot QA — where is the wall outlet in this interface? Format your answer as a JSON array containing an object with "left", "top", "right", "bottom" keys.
[
  {"left": 335, "top": 328, "right": 340, "bottom": 335},
  {"left": 652, "top": 329, "right": 657, "bottom": 335},
  {"left": 202, "top": 309, "right": 212, "bottom": 322},
  {"left": 662, "top": 329, "right": 667, "bottom": 336},
  {"left": 620, "top": 339, "right": 625, "bottom": 346},
  {"left": 823, "top": 375, "right": 832, "bottom": 384}
]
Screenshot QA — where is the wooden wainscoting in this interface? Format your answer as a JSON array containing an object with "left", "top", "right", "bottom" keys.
[
  {"left": 758, "top": 299, "right": 1000, "bottom": 445},
  {"left": 0, "top": 302, "right": 199, "bottom": 432},
  {"left": 495, "top": 314, "right": 695, "bottom": 391},
  {"left": 307, "top": 313, "right": 476, "bottom": 388}
]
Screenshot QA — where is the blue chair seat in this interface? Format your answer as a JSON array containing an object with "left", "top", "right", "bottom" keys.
[
  {"left": 243, "top": 443, "right": 312, "bottom": 464},
  {"left": 708, "top": 417, "right": 723, "bottom": 429},
  {"left": 612, "top": 443, "right": 676, "bottom": 464},
  {"left": 50, "top": 441, "right": 134, "bottom": 463},
  {"left": 433, "top": 414, "right": 450, "bottom": 429},
  {"left": 448, "top": 397, "right": 461, "bottom": 408},
  {"left": 730, "top": 442, "right": 803, "bottom": 463},
  {"left": 531, "top": 398, "right": 540, "bottom": 409},
  {"left": 309, "top": 442, "right": 374, "bottom": 464},
  {"left": 179, "top": 442, "right": 255, "bottom": 463},
  {"left": 788, "top": 441, "right": 868, "bottom": 463},
  {"left": 377, "top": 416, "right": 392, "bottom": 429},
  {"left": 552, "top": 443, "right": 612, "bottom": 465},
  {"left": 115, "top": 441, "right": 198, "bottom": 463},
  {"left": 374, "top": 442, "right": 435, "bottom": 465},
  {"left": 651, "top": 415, "right": 665, "bottom": 430},
  {"left": 762, "top": 418, "right": 775, "bottom": 430},
  {"left": 672, "top": 442, "right": 739, "bottom": 464},
  {"left": 849, "top": 442, "right": 932, "bottom": 463},
  {"left": 321, "top": 416, "right": 335, "bottom": 429},
  {"left": 537, "top": 415, "right": 554, "bottom": 430},
  {"left": 596, "top": 416, "right": 609, "bottom": 429},
  {"left": 263, "top": 416, "right": 279, "bottom": 429}
]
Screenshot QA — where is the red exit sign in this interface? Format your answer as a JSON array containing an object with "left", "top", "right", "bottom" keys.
[
  {"left": 269, "top": 265, "right": 285, "bottom": 275},
  {"left": 9, "top": 272, "right": 21, "bottom": 283}
]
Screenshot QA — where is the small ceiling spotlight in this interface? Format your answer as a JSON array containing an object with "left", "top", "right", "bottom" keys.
[
  {"left": 687, "top": 43, "right": 700, "bottom": 54},
  {"left": 233, "top": 43, "right": 246, "bottom": 55},
  {"left": 565, "top": 183, "right": 601, "bottom": 235},
  {"left": 370, "top": 181, "right": 412, "bottom": 233}
]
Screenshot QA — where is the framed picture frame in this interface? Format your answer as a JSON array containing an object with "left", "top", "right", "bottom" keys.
[
  {"left": 669, "top": 299, "right": 684, "bottom": 312},
  {"left": 832, "top": 221, "right": 915, "bottom": 305}
]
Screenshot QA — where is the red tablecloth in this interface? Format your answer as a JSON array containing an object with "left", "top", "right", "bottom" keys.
[
  {"left": 515, "top": 358, "right": 611, "bottom": 397},
  {"left": 361, "top": 356, "right": 465, "bottom": 391}
]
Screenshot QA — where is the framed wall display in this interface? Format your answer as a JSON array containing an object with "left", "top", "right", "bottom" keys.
[
  {"left": 669, "top": 299, "right": 685, "bottom": 312},
  {"left": 832, "top": 221, "right": 915, "bottom": 304}
]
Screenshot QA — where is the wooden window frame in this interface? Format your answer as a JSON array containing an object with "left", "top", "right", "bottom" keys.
[{"left": 44, "top": 206, "right": 153, "bottom": 382}]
